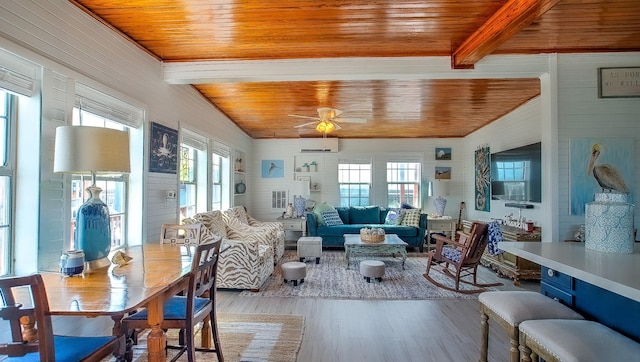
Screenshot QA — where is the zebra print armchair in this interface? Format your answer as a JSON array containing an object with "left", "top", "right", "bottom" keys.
[
  {"left": 184, "top": 210, "right": 274, "bottom": 291},
  {"left": 223, "top": 206, "right": 286, "bottom": 263}
]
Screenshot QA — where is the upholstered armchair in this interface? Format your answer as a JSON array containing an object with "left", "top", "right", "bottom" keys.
[
  {"left": 184, "top": 210, "right": 274, "bottom": 291},
  {"left": 223, "top": 207, "right": 285, "bottom": 263}
]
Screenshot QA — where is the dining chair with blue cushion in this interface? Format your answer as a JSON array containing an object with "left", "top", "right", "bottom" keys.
[
  {"left": 121, "top": 236, "right": 224, "bottom": 362},
  {"left": 0, "top": 274, "right": 126, "bottom": 361}
]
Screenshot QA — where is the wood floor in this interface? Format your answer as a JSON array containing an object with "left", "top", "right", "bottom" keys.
[
  {"left": 2, "top": 250, "right": 537, "bottom": 362},
  {"left": 216, "top": 253, "right": 540, "bottom": 362}
]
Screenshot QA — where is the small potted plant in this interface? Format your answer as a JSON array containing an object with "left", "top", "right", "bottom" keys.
[
  {"left": 302, "top": 162, "right": 310, "bottom": 172},
  {"left": 310, "top": 161, "right": 318, "bottom": 172}
]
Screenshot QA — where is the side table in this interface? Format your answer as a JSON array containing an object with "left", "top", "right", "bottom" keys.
[
  {"left": 426, "top": 216, "right": 456, "bottom": 251},
  {"left": 277, "top": 217, "right": 307, "bottom": 245}
]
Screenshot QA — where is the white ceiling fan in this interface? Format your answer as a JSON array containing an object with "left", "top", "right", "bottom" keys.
[{"left": 289, "top": 107, "right": 367, "bottom": 134}]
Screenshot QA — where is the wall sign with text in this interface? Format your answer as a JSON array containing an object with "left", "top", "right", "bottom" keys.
[{"left": 598, "top": 67, "right": 640, "bottom": 98}]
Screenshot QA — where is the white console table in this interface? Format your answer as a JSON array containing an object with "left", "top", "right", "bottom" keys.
[{"left": 426, "top": 216, "right": 456, "bottom": 251}]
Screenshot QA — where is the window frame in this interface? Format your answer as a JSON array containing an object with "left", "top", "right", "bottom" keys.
[
  {"left": 0, "top": 90, "right": 15, "bottom": 276},
  {"left": 338, "top": 161, "right": 372, "bottom": 207},
  {"left": 179, "top": 144, "right": 198, "bottom": 220},
  {"left": 386, "top": 161, "right": 421, "bottom": 208}
]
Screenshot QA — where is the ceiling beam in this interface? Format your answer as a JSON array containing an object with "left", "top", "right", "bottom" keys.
[
  {"left": 452, "top": 0, "right": 560, "bottom": 69},
  {"left": 164, "top": 55, "right": 551, "bottom": 84}
]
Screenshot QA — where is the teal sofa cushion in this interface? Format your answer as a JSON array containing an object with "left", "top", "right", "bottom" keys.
[{"left": 349, "top": 206, "right": 379, "bottom": 224}]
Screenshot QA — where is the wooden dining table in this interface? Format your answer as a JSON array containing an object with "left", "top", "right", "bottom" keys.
[{"left": 39, "top": 243, "right": 196, "bottom": 362}]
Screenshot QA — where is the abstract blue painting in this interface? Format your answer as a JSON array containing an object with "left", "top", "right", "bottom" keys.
[
  {"left": 570, "top": 138, "right": 634, "bottom": 215},
  {"left": 261, "top": 159, "right": 284, "bottom": 178}
]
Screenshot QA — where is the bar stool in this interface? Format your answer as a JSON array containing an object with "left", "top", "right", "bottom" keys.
[
  {"left": 519, "top": 319, "right": 640, "bottom": 361},
  {"left": 479, "top": 291, "right": 584, "bottom": 362}
]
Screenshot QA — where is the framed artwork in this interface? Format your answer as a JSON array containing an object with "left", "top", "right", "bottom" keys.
[
  {"left": 569, "top": 138, "right": 633, "bottom": 215},
  {"left": 598, "top": 67, "right": 640, "bottom": 98},
  {"left": 435, "top": 167, "right": 451, "bottom": 180},
  {"left": 262, "top": 159, "right": 284, "bottom": 178},
  {"left": 474, "top": 145, "right": 490, "bottom": 212},
  {"left": 149, "top": 122, "right": 178, "bottom": 174},
  {"left": 435, "top": 147, "right": 452, "bottom": 160}
]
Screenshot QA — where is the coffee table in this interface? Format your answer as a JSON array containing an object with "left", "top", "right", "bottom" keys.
[{"left": 344, "top": 234, "right": 408, "bottom": 269}]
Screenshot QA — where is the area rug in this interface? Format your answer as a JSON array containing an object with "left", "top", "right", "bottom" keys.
[
  {"left": 239, "top": 250, "right": 499, "bottom": 300},
  {"left": 108, "top": 313, "right": 304, "bottom": 362}
]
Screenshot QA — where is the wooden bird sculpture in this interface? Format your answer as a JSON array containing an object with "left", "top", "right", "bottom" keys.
[{"left": 588, "top": 144, "right": 629, "bottom": 194}]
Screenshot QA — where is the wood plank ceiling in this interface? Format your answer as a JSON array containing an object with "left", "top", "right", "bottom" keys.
[{"left": 71, "top": 0, "right": 640, "bottom": 139}]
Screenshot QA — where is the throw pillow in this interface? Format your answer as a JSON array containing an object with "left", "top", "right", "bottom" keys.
[
  {"left": 384, "top": 208, "right": 401, "bottom": 225},
  {"left": 400, "top": 209, "right": 422, "bottom": 228},
  {"left": 313, "top": 202, "right": 336, "bottom": 225},
  {"left": 321, "top": 210, "right": 344, "bottom": 226}
]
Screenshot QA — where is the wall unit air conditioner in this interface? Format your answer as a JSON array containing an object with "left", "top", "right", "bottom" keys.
[{"left": 299, "top": 138, "right": 339, "bottom": 153}]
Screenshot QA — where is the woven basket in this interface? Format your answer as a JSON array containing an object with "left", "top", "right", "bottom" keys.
[{"left": 360, "top": 233, "right": 385, "bottom": 243}]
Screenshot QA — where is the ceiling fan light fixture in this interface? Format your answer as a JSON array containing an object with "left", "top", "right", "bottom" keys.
[{"left": 316, "top": 120, "right": 335, "bottom": 134}]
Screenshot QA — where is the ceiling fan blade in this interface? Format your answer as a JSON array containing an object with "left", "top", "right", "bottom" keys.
[
  {"left": 317, "top": 107, "right": 343, "bottom": 120},
  {"left": 293, "top": 121, "right": 319, "bottom": 128},
  {"left": 334, "top": 117, "right": 367, "bottom": 124},
  {"left": 288, "top": 114, "right": 320, "bottom": 120}
]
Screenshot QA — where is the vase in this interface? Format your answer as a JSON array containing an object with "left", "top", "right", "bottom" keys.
[
  {"left": 434, "top": 196, "right": 447, "bottom": 217},
  {"left": 76, "top": 186, "right": 112, "bottom": 269},
  {"left": 585, "top": 193, "right": 634, "bottom": 253}
]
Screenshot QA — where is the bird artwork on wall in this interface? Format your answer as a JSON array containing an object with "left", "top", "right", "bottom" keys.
[
  {"left": 570, "top": 138, "right": 634, "bottom": 215},
  {"left": 588, "top": 143, "right": 630, "bottom": 194}
]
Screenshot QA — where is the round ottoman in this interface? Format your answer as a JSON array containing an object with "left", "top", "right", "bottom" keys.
[
  {"left": 360, "top": 260, "right": 385, "bottom": 283},
  {"left": 281, "top": 261, "right": 306, "bottom": 286}
]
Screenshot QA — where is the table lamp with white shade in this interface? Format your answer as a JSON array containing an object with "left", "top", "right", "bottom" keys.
[
  {"left": 54, "top": 126, "right": 130, "bottom": 270},
  {"left": 291, "top": 180, "right": 311, "bottom": 218}
]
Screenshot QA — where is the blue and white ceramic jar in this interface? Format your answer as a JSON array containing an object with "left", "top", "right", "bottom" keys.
[{"left": 585, "top": 193, "right": 634, "bottom": 254}]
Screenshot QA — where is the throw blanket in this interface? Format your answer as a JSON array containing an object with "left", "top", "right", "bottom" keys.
[{"left": 486, "top": 220, "right": 504, "bottom": 256}]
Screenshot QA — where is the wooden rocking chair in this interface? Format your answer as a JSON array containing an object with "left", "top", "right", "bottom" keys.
[{"left": 423, "top": 221, "right": 503, "bottom": 294}]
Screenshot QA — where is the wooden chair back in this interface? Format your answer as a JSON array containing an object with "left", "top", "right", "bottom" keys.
[
  {"left": 460, "top": 221, "right": 489, "bottom": 265},
  {"left": 190, "top": 236, "right": 223, "bottom": 301},
  {"left": 0, "top": 274, "right": 55, "bottom": 360},
  {"left": 161, "top": 223, "right": 202, "bottom": 244}
]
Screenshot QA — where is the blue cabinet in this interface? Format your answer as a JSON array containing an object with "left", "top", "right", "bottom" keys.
[{"left": 541, "top": 266, "right": 640, "bottom": 342}]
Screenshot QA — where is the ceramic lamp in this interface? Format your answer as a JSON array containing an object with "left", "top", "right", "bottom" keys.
[
  {"left": 290, "top": 180, "right": 311, "bottom": 218},
  {"left": 432, "top": 180, "right": 450, "bottom": 216},
  {"left": 54, "top": 126, "right": 130, "bottom": 270}
]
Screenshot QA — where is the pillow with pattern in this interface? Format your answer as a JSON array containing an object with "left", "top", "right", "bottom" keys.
[
  {"left": 384, "top": 208, "right": 401, "bottom": 225},
  {"left": 400, "top": 209, "right": 422, "bottom": 228},
  {"left": 321, "top": 209, "right": 344, "bottom": 226}
]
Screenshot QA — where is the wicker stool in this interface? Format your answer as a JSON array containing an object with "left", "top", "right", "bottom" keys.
[
  {"left": 479, "top": 291, "right": 584, "bottom": 362},
  {"left": 519, "top": 319, "right": 640, "bottom": 362},
  {"left": 359, "top": 260, "right": 385, "bottom": 283},
  {"left": 281, "top": 261, "right": 306, "bottom": 286},
  {"left": 297, "top": 236, "right": 322, "bottom": 264}
]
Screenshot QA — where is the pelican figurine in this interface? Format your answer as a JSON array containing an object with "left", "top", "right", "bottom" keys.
[{"left": 587, "top": 144, "right": 629, "bottom": 194}]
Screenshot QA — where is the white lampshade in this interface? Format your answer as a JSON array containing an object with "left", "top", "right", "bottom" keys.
[
  {"left": 290, "top": 180, "right": 311, "bottom": 197},
  {"left": 54, "top": 126, "right": 130, "bottom": 174},
  {"left": 431, "top": 180, "right": 450, "bottom": 197}
]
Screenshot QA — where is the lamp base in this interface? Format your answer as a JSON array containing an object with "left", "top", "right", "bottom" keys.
[
  {"left": 84, "top": 257, "right": 111, "bottom": 272},
  {"left": 76, "top": 186, "right": 112, "bottom": 265}
]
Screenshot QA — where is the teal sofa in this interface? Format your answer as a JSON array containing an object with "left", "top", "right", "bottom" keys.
[{"left": 305, "top": 206, "right": 428, "bottom": 252}]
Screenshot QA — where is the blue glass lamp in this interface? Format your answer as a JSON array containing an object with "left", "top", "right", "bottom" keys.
[{"left": 54, "top": 126, "right": 130, "bottom": 270}]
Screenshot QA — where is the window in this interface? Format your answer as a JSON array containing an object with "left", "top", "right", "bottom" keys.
[
  {"left": 180, "top": 145, "right": 197, "bottom": 219},
  {"left": 71, "top": 108, "right": 128, "bottom": 250},
  {"left": 387, "top": 162, "right": 421, "bottom": 208},
  {"left": 338, "top": 161, "right": 371, "bottom": 207},
  {"left": 211, "top": 153, "right": 223, "bottom": 211},
  {"left": 0, "top": 90, "right": 14, "bottom": 276},
  {"left": 211, "top": 141, "right": 231, "bottom": 211}
]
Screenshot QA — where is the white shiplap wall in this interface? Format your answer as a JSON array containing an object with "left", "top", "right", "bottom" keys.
[
  {"left": 556, "top": 53, "right": 640, "bottom": 242},
  {"left": 463, "top": 97, "right": 544, "bottom": 229},
  {"left": 250, "top": 138, "right": 464, "bottom": 221},
  {"left": 0, "top": 0, "right": 251, "bottom": 271}
]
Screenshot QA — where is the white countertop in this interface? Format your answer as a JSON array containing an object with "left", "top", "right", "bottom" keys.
[{"left": 498, "top": 241, "right": 640, "bottom": 302}]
